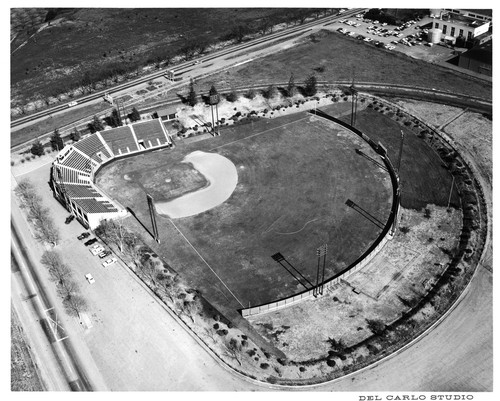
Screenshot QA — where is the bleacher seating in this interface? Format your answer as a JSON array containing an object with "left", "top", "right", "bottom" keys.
[
  {"left": 73, "top": 198, "right": 118, "bottom": 214},
  {"left": 61, "top": 150, "right": 92, "bottom": 173},
  {"left": 100, "top": 126, "right": 139, "bottom": 155},
  {"left": 53, "top": 165, "right": 90, "bottom": 184},
  {"left": 73, "top": 133, "right": 110, "bottom": 162},
  {"left": 131, "top": 119, "right": 169, "bottom": 150}
]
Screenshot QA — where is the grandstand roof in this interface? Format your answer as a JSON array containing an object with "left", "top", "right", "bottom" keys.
[
  {"left": 73, "top": 198, "right": 118, "bottom": 214},
  {"left": 64, "top": 184, "right": 101, "bottom": 199}
]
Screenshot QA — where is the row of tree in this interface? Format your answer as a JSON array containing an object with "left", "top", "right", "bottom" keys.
[
  {"left": 186, "top": 74, "right": 317, "bottom": 107},
  {"left": 15, "top": 180, "right": 60, "bottom": 247},
  {"left": 40, "top": 250, "right": 88, "bottom": 318},
  {"left": 94, "top": 219, "right": 203, "bottom": 323}
]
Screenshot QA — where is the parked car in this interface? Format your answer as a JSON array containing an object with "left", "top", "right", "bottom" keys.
[
  {"left": 102, "top": 257, "right": 117, "bottom": 267},
  {"left": 90, "top": 245, "right": 105, "bottom": 256},
  {"left": 77, "top": 232, "right": 91, "bottom": 240},
  {"left": 84, "top": 238, "right": 98, "bottom": 246},
  {"left": 67, "top": 101, "right": 78, "bottom": 108},
  {"left": 98, "top": 250, "right": 112, "bottom": 259},
  {"left": 65, "top": 215, "right": 75, "bottom": 224},
  {"left": 85, "top": 273, "right": 95, "bottom": 284}
]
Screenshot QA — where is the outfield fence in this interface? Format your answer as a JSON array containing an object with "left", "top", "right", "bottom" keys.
[{"left": 240, "top": 111, "right": 401, "bottom": 317}]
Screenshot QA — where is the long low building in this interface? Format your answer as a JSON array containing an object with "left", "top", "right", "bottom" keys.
[{"left": 51, "top": 118, "right": 173, "bottom": 229}]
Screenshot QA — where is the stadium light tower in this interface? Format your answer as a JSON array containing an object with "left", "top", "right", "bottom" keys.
[{"left": 349, "top": 79, "right": 358, "bottom": 127}]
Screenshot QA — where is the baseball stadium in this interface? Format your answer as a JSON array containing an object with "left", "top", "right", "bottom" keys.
[{"left": 50, "top": 99, "right": 460, "bottom": 318}]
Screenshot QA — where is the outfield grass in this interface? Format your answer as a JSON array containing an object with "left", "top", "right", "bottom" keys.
[
  {"left": 96, "top": 109, "right": 392, "bottom": 312},
  {"left": 327, "top": 105, "right": 461, "bottom": 210},
  {"left": 198, "top": 29, "right": 491, "bottom": 99}
]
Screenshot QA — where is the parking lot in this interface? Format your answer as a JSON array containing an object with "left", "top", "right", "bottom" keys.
[{"left": 327, "top": 12, "right": 458, "bottom": 64}]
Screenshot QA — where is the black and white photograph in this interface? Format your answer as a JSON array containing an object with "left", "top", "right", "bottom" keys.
[{"left": 8, "top": 1, "right": 494, "bottom": 395}]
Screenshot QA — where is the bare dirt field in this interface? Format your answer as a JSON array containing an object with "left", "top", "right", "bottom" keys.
[{"left": 248, "top": 205, "right": 462, "bottom": 362}]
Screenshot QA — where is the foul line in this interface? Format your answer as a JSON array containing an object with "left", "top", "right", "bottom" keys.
[
  {"left": 168, "top": 219, "right": 245, "bottom": 308},
  {"left": 209, "top": 116, "right": 310, "bottom": 151}
]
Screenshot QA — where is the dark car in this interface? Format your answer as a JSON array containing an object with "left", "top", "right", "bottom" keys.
[
  {"left": 77, "top": 232, "right": 91, "bottom": 240},
  {"left": 98, "top": 250, "right": 112, "bottom": 259},
  {"left": 65, "top": 215, "right": 75, "bottom": 224},
  {"left": 84, "top": 238, "right": 98, "bottom": 246}
]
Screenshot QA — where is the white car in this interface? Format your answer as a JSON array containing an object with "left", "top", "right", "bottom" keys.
[
  {"left": 67, "top": 101, "right": 78, "bottom": 108},
  {"left": 364, "top": 37, "right": 373, "bottom": 42},
  {"left": 90, "top": 245, "right": 105, "bottom": 256},
  {"left": 102, "top": 257, "right": 117, "bottom": 267},
  {"left": 85, "top": 273, "right": 95, "bottom": 284}
]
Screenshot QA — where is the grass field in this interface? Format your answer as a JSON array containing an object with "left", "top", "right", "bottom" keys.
[
  {"left": 197, "top": 29, "right": 491, "bottom": 99},
  {"left": 328, "top": 104, "right": 461, "bottom": 210},
  {"left": 96, "top": 108, "right": 393, "bottom": 312}
]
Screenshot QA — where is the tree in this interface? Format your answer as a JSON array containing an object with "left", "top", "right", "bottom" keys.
[
  {"left": 109, "top": 108, "right": 122, "bottom": 127},
  {"left": 95, "top": 219, "right": 126, "bottom": 252},
  {"left": 183, "top": 295, "right": 203, "bottom": 323},
  {"left": 70, "top": 128, "right": 81, "bottom": 142},
  {"left": 34, "top": 215, "right": 60, "bottom": 247},
  {"left": 187, "top": 79, "right": 198, "bottom": 107},
  {"left": 122, "top": 231, "right": 143, "bottom": 268},
  {"left": 50, "top": 129, "right": 64, "bottom": 151},
  {"left": 263, "top": 84, "right": 278, "bottom": 100},
  {"left": 57, "top": 278, "right": 79, "bottom": 299},
  {"left": 287, "top": 73, "right": 297, "bottom": 97},
  {"left": 30, "top": 140, "right": 45, "bottom": 156},
  {"left": 140, "top": 258, "right": 160, "bottom": 287},
  {"left": 226, "top": 89, "right": 238, "bottom": 102},
  {"left": 129, "top": 107, "right": 141, "bottom": 122},
  {"left": 157, "top": 271, "right": 181, "bottom": 303},
  {"left": 223, "top": 337, "right": 242, "bottom": 365},
  {"left": 63, "top": 294, "right": 88, "bottom": 318},
  {"left": 88, "top": 115, "right": 104, "bottom": 133},
  {"left": 366, "top": 318, "right": 386, "bottom": 335},
  {"left": 304, "top": 74, "right": 318, "bottom": 97}
]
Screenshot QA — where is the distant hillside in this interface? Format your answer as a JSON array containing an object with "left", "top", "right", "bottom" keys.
[{"left": 11, "top": 8, "right": 319, "bottom": 106}]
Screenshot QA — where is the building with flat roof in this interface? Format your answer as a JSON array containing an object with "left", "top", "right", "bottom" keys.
[{"left": 431, "top": 12, "right": 490, "bottom": 44}]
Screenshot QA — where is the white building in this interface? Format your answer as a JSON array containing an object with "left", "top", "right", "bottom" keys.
[{"left": 431, "top": 12, "right": 490, "bottom": 43}]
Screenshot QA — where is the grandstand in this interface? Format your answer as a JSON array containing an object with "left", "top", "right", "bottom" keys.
[
  {"left": 51, "top": 118, "right": 172, "bottom": 229},
  {"left": 100, "top": 126, "right": 139, "bottom": 155},
  {"left": 131, "top": 119, "right": 170, "bottom": 150},
  {"left": 73, "top": 132, "right": 111, "bottom": 163},
  {"left": 60, "top": 149, "right": 92, "bottom": 173}
]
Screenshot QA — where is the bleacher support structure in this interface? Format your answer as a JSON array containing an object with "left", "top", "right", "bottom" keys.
[{"left": 51, "top": 118, "right": 172, "bottom": 229}]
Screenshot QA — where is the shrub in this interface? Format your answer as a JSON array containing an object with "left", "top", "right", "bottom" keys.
[
  {"left": 404, "top": 121, "right": 412, "bottom": 126},
  {"left": 216, "top": 329, "right": 228, "bottom": 336},
  {"left": 11, "top": 161, "right": 14, "bottom": 166},
  {"left": 326, "top": 359, "right": 336, "bottom": 367},
  {"left": 299, "top": 366, "right": 306, "bottom": 372},
  {"left": 400, "top": 226, "right": 410, "bottom": 234},
  {"left": 21, "top": 159, "right": 25, "bottom": 164},
  {"left": 424, "top": 208, "right": 432, "bottom": 218},
  {"left": 234, "top": 111, "right": 241, "bottom": 118},
  {"left": 213, "top": 323, "right": 219, "bottom": 330},
  {"left": 266, "top": 376, "right": 277, "bottom": 384},
  {"left": 241, "top": 335, "right": 248, "bottom": 340},
  {"left": 260, "top": 363, "right": 269, "bottom": 369},
  {"left": 247, "top": 349, "right": 256, "bottom": 357}
]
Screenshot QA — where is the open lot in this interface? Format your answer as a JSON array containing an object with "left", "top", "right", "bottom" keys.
[
  {"left": 197, "top": 29, "right": 491, "bottom": 99},
  {"left": 96, "top": 109, "right": 393, "bottom": 312}
]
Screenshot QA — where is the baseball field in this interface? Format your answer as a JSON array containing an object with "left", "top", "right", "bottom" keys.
[{"left": 96, "top": 108, "right": 395, "bottom": 312}]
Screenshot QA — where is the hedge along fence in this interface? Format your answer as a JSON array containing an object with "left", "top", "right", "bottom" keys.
[{"left": 240, "top": 110, "right": 401, "bottom": 318}]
